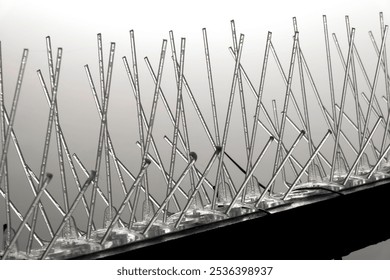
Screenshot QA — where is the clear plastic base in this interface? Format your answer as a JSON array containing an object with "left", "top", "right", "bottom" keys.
[
  {"left": 90, "top": 227, "right": 144, "bottom": 249},
  {"left": 132, "top": 220, "right": 174, "bottom": 238},
  {"left": 0, "top": 249, "right": 29, "bottom": 260},
  {"left": 212, "top": 203, "right": 257, "bottom": 218},
  {"left": 167, "top": 207, "right": 228, "bottom": 229},
  {"left": 286, "top": 181, "right": 338, "bottom": 199},
  {"left": 256, "top": 193, "right": 285, "bottom": 209},
  {"left": 42, "top": 238, "right": 102, "bottom": 259}
]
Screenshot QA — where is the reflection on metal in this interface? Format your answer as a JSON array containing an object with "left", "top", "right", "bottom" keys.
[{"left": 1, "top": 12, "right": 390, "bottom": 260}]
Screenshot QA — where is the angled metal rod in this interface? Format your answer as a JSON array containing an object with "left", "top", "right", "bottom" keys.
[
  {"left": 270, "top": 32, "right": 299, "bottom": 193},
  {"left": 293, "top": 18, "right": 315, "bottom": 180},
  {"left": 72, "top": 153, "right": 127, "bottom": 228},
  {"left": 361, "top": 92, "right": 384, "bottom": 126},
  {"left": 369, "top": 31, "right": 390, "bottom": 89},
  {"left": 202, "top": 28, "right": 221, "bottom": 146},
  {"left": 86, "top": 54, "right": 112, "bottom": 237},
  {"left": 268, "top": 40, "right": 320, "bottom": 178},
  {"left": 148, "top": 44, "right": 237, "bottom": 197},
  {"left": 2, "top": 173, "right": 52, "bottom": 260},
  {"left": 332, "top": 33, "right": 382, "bottom": 160},
  {"left": 144, "top": 56, "right": 237, "bottom": 198},
  {"left": 0, "top": 41, "right": 11, "bottom": 246},
  {"left": 100, "top": 160, "right": 151, "bottom": 245},
  {"left": 272, "top": 100, "right": 288, "bottom": 185},
  {"left": 228, "top": 46, "right": 324, "bottom": 176},
  {"left": 143, "top": 56, "right": 187, "bottom": 158},
  {"left": 258, "top": 117, "right": 306, "bottom": 173},
  {"left": 255, "top": 130, "right": 305, "bottom": 207},
  {"left": 285, "top": 114, "right": 331, "bottom": 169},
  {"left": 342, "top": 117, "right": 382, "bottom": 185},
  {"left": 85, "top": 64, "right": 135, "bottom": 220},
  {"left": 103, "top": 42, "right": 116, "bottom": 221},
  {"left": 164, "top": 38, "right": 186, "bottom": 223},
  {"left": 283, "top": 130, "right": 332, "bottom": 199},
  {"left": 334, "top": 104, "right": 380, "bottom": 157},
  {"left": 379, "top": 12, "right": 390, "bottom": 110},
  {"left": 332, "top": 33, "right": 365, "bottom": 121},
  {"left": 361, "top": 26, "right": 388, "bottom": 141},
  {"left": 0, "top": 187, "right": 43, "bottom": 246},
  {"left": 212, "top": 34, "right": 245, "bottom": 209},
  {"left": 202, "top": 27, "right": 229, "bottom": 203},
  {"left": 263, "top": 44, "right": 304, "bottom": 178},
  {"left": 129, "top": 30, "right": 151, "bottom": 226},
  {"left": 332, "top": 33, "right": 381, "bottom": 160},
  {"left": 222, "top": 151, "right": 266, "bottom": 190},
  {"left": 46, "top": 37, "right": 69, "bottom": 214},
  {"left": 231, "top": 20, "right": 250, "bottom": 158},
  {"left": 40, "top": 171, "right": 96, "bottom": 260},
  {"left": 227, "top": 136, "right": 274, "bottom": 214},
  {"left": 202, "top": 27, "right": 228, "bottom": 204},
  {"left": 0, "top": 49, "right": 28, "bottom": 234},
  {"left": 345, "top": 16, "right": 363, "bottom": 149},
  {"left": 352, "top": 33, "right": 384, "bottom": 117},
  {"left": 136, "top": 140, "right": 191, "bottom": 201},
  {"left": 244, "top": 32, "right": 272, "bottom": 200},
  {"left": 143, "top": 153, "right": 197, "bottom": 235},
  {"left": 123, "top": 57, "right": 181, "bottom": 211},
  {"left": 323, "top": 15, "right": 337, "bottom": 131},
  {"left": 169, "top": 31, "right": 198, "bottom": 204},
  {"left": 298, "top": 44, "right": 351, "bottom": 171},
  {"left": 378, "top": 13, "right": 390, "bottom": 157},
  {"left": 329, "top": 28, "right": 355, "bottom": 181},
  {"left": 38, "top": 69, "right": 93, "bottom": 228},
  {"left": 367, "top": 142, "right": 390, "bottom": 178},
  {"left": 174, "top": 148, "right": 222, "bottom": 228},
  {"left": 379, "top": 95, "right": 390, "bottom": 156},
  {"left": 140, "top": 39, "right": 167, "bottom": 219},
  {"left": 27, "top": 47, "right": 61, "bottom": 253},
  {"left": 114, "top": 156, "right": 161, "bottom": 209},
  {"left": 170, "top": 29, "right": 235, "bottom": 199},
  {"left": 27, "top": 167, "right": 65, "bottom": 217},
  {"left": 161, "top": 137, "right": 212, "bottom": 201}
]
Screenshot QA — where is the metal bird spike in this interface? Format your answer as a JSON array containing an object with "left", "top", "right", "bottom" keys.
[
  {"left": 27, "top": 45, "right": 62, "bottom": 254},
  {"left": 101, "top": 159, "right": 151, "bottom": 245},
  {"left": 40, "top": 171, "right": 97, "bottom": 259},
  {"left": 46, "top": 37, "right": 70, "bottom": 216},
  {"left": 141, "top": 39, "right": 167, "bottom": 222},
  {"left": 212, "top": 33, "right": 245, "bottom": 209},
  {"left": 0, "top": 48, "right": 28, "bottom": 210},
  {"left": 128, "top": 30, "right": 151, "bottom": 227},
  {"left": 2, "top": 173, "right": 53, "bottom": 260},
  {"left": 169, "top": 30, "right": 199, "bottom": 209},
  {"left": 174, "top": 148, "right": 222, "bottom": 228},
  {"left": 144, "top": 152, "right": 197, "bottom": 235},
  {"left": 243, "top": 31, "right": 272, "bottom": 202},
  {"left": 270, "top": 32, "right": 299, "bottom": 194},
  {"left": 164, "top": 37, "right": 186, "bottom": 223},
  {"left": 329, "top": 28, "right": 356, "bottom": 181},
  {"left": 86, "top": 35, "right": 114, "bottom": 239}
]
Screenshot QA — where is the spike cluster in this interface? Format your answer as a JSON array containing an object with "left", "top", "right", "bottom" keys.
[{"left": 1, "top": 13, "right": 390, "bottom": 259}]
